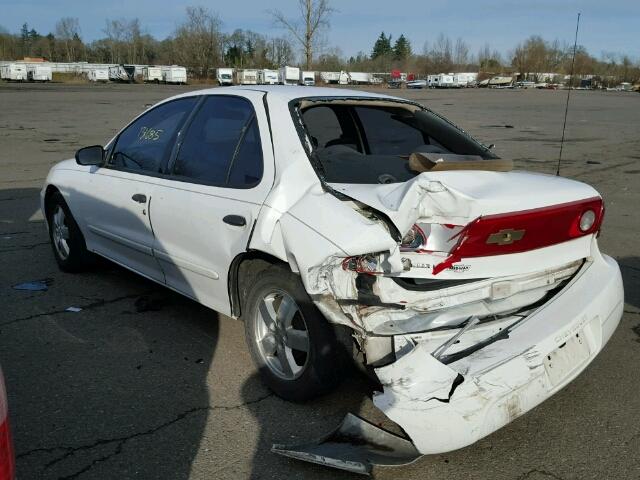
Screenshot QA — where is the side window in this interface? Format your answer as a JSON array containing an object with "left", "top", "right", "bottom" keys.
[
  {"left": 227, "top": 118, "right": 263, "bottom": 188},
  {"left": 301, "top": 106, "right": 344, "bottom": 149},
  {"left": 110, "top": 98, "right": 197, "bottom": 173},
  {"left": 172, "top": 96, "right": 261, "bottom": 187},
  {"left": 355, "top": 106, "right": 426, "bottom": 155}
]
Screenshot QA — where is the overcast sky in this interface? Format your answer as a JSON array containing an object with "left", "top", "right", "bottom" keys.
[{"left": 1, "top": 0, "right": 637, "bottom": 59}]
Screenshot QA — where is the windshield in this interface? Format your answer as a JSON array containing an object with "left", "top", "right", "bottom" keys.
[{"left": 297, "top": 100, "right": 497, "bottom": 184}]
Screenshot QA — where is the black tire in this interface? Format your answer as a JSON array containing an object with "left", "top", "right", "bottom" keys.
[
  {"left": 243, "top": 265, "right": 352, "bottom": 402},
  {"left": 46, "top": 191, "right": 93, "bottom": 272}
]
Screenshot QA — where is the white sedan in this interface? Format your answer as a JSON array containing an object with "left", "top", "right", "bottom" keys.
[{"left": 41, "top": 86, "right": 623, "bottom": 472}]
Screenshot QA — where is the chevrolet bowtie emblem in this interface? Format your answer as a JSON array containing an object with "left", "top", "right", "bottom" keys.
[{"left": 486, "top": 228, "right": 526, "bottom": 245}]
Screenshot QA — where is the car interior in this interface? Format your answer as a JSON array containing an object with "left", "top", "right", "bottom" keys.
[{"left": 299, "top": 101, "right": 496, "bottom": 184}]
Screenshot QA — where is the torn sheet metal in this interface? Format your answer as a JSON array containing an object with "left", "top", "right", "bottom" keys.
[
  {"left": 271, "top": 413, "right": 421, "bottom": 475},
  {"left": 372, "top": 252, "right": 623, "bottom": 455},
  {"left": 329, "top": 170, "right": 599, "bottom": 234}
]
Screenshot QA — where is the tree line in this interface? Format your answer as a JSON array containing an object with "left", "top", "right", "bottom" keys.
[{"left": 1, "top": 4, "right": 638, "bottom": 84}]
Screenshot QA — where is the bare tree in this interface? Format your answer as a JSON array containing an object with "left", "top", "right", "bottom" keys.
[
  {"left": 104, "top": 19, "right": 126, "bottom": 63},
  {"left": 269, "top": 0, "right": 334, "bottom": 70},
  {"left": 173, "top": 6, "right": 223, "bottom": 78},
  {"left": 430, "top": 33, "right": 453, "bottom": 72},
  {"left": 55, "top": 17, "right": 80, "bottom": 62},
  {"left": 454, "top": 38, "right": 469, "bottom": 68}
]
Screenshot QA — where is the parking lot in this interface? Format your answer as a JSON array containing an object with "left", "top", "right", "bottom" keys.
[{"left": 0, "top": 82, "right": 639, "bottom": 479}]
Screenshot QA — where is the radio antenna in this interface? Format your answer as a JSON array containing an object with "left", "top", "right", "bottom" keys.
[{"left": 557, "top": 12, "right": 581, "bottom": 176}]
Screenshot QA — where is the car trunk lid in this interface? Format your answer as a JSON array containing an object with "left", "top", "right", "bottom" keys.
[{"left": 329, "top": 170, "right": 602, "bottom": 279}]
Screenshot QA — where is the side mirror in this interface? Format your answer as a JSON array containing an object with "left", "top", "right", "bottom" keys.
[{"left": 75, "top": 145, "right": 104, "bottom": 166}]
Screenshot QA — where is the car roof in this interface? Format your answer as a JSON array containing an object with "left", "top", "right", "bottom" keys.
[{"left": 179, "top": 85, "right": 403, "bottom": 103}]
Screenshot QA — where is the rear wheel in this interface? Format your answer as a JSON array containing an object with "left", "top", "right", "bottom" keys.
[
  {"left": 244, "top": 265, "right": 352, "bottom": 401},
  {"left": 46, "top": 192, "right": 93, "bottom": 272}
]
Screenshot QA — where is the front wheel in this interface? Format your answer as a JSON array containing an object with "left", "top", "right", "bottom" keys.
[
  {"left": 243, "top": 266, "right": 352, "bottom": 402},
  {"left": 46, "top": 192, "right": 93, "bottom": 272}
]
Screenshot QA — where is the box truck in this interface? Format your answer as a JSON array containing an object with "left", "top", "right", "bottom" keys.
[
  {"left": 279, "top": 66, "right": 300, "bottom": 85},
  {"left": 26, "top": 63, "right": 52, "bottom": 82},
  {"left": 320, "top": 71, "right": 349, "bottom": 85},
  {"left": 258, "top": 69, "right": 279, "bottom": 85},
  {"left": 300, "top": 71, "right": 315, "bottom": 86},
  {"left": 348, "top": 72, "right": 373, "bottom": 85},
  {"left": 216, "top": 68, "right": 234, "bottom": 86},
  {"left": 143, "top": 66, "right": 163, "bottom": 83},
  {"left": 161, "top": 66, "right": 187, "bottom": 84}
]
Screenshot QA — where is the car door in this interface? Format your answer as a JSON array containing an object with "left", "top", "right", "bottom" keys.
[
  {"left": 149, "top": 92, "right": 274, "bottom": 315},
  {"left": 74, "top": 96, "right": 199, "bottom": 282}
]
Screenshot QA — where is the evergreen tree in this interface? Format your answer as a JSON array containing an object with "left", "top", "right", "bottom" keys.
[
  {"left": 20, "top": 22, "right": 30, "bottom": 56},
  {"left": 371, "top": 32, "right": 392, "bottom": 59},
  {"left": 393, "top": 34, "right": 411, "bottom": 61}
]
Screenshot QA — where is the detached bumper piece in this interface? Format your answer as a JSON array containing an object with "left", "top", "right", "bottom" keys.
[{"left": 271, "top": 413, "right": 421, "bottom": 475}]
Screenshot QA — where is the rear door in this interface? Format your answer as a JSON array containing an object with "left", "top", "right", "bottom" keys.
[
  {"left": 149, "top": 92, "right": 274, "bottom": 314},
  {"left": 73, "top": 96, "right": 199, "bottom": 282}
]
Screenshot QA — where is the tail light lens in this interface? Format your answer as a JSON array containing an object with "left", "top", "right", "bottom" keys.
[
  {"left": 433, "top": 197, "right": 604, "bottom": 275},
  {"left": 579, "top": 209, "right": 596, "bottom": 232},
  {"left": 0, "top": 369, "right": 14, "bottom": 480}
]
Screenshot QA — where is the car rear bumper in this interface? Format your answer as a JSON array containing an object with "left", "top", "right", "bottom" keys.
[{"left": 373, "top": 251, "right": 623, "bottom": 454}]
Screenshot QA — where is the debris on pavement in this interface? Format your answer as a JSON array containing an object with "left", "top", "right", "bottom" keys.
[
  {"left": 12, "top": 278, "right": 53, "bottom": 291},
  {"left": 272, "top": 413, "right": 421, "bottom": 475},
  {"left": 65, "top": 306, "right": 82, "bottom": 313}
]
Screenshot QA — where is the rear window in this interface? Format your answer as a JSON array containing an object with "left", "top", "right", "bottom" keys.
[
  {"left": 299, "top": 101, "right": 495, "bottom": 184},
  {"left": 355, "top": 106, "right": 425, "bottom": 155}
]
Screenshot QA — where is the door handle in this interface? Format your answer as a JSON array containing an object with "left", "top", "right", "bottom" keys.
[
  {"left": 131, "top": 193, "right": 147, "bottom": 203},
  {"left": 223, "top": 215, "right": 246, "bottom": 227}
]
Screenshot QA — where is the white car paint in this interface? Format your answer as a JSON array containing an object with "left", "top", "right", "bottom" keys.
[{"left": 41, "top": 86, "right": 623, "bottom": 458}]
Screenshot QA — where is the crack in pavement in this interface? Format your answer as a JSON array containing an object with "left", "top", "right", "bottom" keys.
[
  {"left": 18, "top": 393, "right": 274, "bottom": 479},
  {"left": 0, "top": 241, "right": 50, "bottom": 253},
  {"left": 0, "top": 292, "right": 152, "bottom": 327},
  {"left": 517, "top": 468, "right": 565, "bottom": 480}
]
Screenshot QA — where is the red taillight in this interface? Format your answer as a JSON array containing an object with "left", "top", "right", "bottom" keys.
[
  {"left": 0, "top": 369, "right": 14, "bottom": 480},
  {"left": 433, "top": 197, "right": 604, "bottom": 275},
  {"left": 0, "top": 419, "right": 14, "bottom": 480}
]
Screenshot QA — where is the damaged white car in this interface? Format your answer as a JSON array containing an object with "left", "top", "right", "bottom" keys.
[{"left": 41, "top": 86, "right": 623, "bottom": 474}]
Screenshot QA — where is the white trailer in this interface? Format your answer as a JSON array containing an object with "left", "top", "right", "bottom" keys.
[
  {"left": 348, "top": 72, "right": 373, "bottom": 85},
  {"left": 1, "top": 63, "right": 27, "bottom": 81},
  {"left": 454, "top": 72, "right": 478, "bottom": 87},
  {"left": 88, "top": 68, "right": 109, "bottom": 82},
  {"left": 109, "top": 65, "right": 135, "bottom": 82},
  {"left": 26, "top": 64, "right": 52, "bottom": 82},
  {"left": 143, "top": 66, "right": 163, "bottom": 83},
  {"left": 320, "top": 71, "right": 349, "bottom": 85},
  {"left": 237, "top": 69, "right": 258, "bottom": 85},
  {"left": 161, "top": 66, "right": 187, "bottom": 84},
  {"left": 279, "top": 66, "right": 300, "bottom": 85},
  {"left": 300, "top": 71, "right": 315, "bottom": 86},
  {"left": 258, "top": 69, "right": 279, "bottom": 85},
  {"left": 428, "top": 73, "right": 457, "bottom": 88},
  {"left": 216, "top": 68, "right": 234, "bottom": 86}
]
